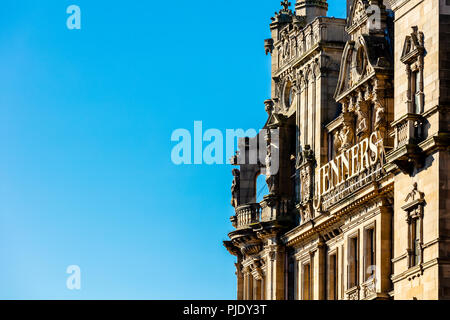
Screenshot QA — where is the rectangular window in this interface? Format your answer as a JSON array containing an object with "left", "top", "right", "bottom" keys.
[
  {"left": 412, "top": 71, "right": 421, "bottom": 114},
  {"left": 328, "top": 132, "right": 334, "bottom": 162},
  {"left": 302, "top": 263, "right": 311, "bottom": 300},
  {"left": 286, "top": 256, "right": 295, "bottom": 300},
  {"left": 294, "top": 170, "right": 300, "bottom": 205},
  {"left": 364, "top": 228, "right": 376, "bottom": 281},
  {"left": 412, "top": 219, "right": 421, "bottom": 266},
  {"left": 327, "top": 253, "right": 337, "bottom": 300},
  {"left": 348, "top": 236, "right": 359, "bottom": 289}
]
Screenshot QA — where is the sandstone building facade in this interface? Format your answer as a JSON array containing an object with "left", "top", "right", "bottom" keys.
[{"left": 224, "top": 0, "right": 450, "bottom": 300}]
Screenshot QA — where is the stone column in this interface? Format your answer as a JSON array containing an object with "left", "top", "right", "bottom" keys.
[
  {"left": 378, "top": 202, "right": 393, "bottom": 296},
  {"left": 304, "top": 80, "right": 309, "bottom": 145},
  {"left": 310, "top": 250, "right": 316, "bottom": 299},
  {"left": 243, "top": 269, "right": 249, "bottom": 300},
  {"left": 275, "top": 247, "right": 286, "bottom": 300},
  {"left": 253, "top": 278, "right": 261, "bottom": 301},
  {"left": 296, "top": 79, "right": 302, "bottom": 152},
  {"left": 265, "top": 245, "right": 286, "bottom": 300},
  {"left": 317, "top": 240, "right": 326, "bottom": 300},
  {"left": 405, "top": 64, "right": 412, "bottom": 113},
  {"left": 236, "top": 260, "right": 244, "bottom": 300},
  {"left": 261, "top": 275, "right": 266, "bottom": 300},
  {"left": 248, "top": 272, "right": 254, "bottom": 300}
]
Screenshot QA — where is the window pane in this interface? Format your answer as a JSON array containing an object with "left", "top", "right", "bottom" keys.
[{"left": 413, "top": 71, "right": 421, "bottom": 113}]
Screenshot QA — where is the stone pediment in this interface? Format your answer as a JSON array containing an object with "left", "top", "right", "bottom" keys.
[
  {"left": 401, "top": 26, "right": 424, "bottom": 64},
  {"left": 334, "top": 35, "right": 392, "bottom": 100},
  {"left": 346, "top": 0, "right": 371, "bottom": 32}
]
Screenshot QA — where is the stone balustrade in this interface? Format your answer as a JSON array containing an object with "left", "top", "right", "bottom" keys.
[
  {"left": 392, "top": 113, "right": 424, "bottom": 149},
  {"left": 235, "top": 203, "right": 261, "bottom": 229}
]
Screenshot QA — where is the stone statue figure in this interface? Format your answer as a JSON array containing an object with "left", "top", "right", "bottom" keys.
[
  {"left": 355, "top": 106, "right": 369, "bottom": 139},
  {"left": 284, "top": 40, "right": 289, "bottom": 61},
  {"left": 333, "top": 130, "right": 342, "bottom": 154},
  {"left": 231, "top": 169, "right": 240, "bottom": 208},
  {"left": 339, "top": 123, "right": 354, "bottom": 151},
  {"left": 300, "top": 165, "right": 312, "bottom": 203},
  {"left": 265, "top": 148, "right": 277, "bottom": 195},
  {"left": 265, "top": 132, "right": 278, "bottom": 195},
  {"left": 374, "top": 101, "right": 385, "bottom": 130}
]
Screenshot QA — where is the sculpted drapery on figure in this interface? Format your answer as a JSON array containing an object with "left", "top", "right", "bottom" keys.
[
  {"left": 300, "top": 162, "right": 312, "bottom": 202},
  {"left": 231, "top": 168, "right": 240, "bottom": 208},
  {"left": 297, "top": 144, "right": 315, "bottom": 223},
  {"left": 265, "top": 130, "right": 278, "bottom": 195},
  {"left": 338, "top": 118, "right": 355, "bottom": 151},
  {"left": 355, "top": 90, "right": 370, "bottom": 141}
]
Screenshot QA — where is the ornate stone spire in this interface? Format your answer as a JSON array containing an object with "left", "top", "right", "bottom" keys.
[
  {"left": 295, "top": 0, "right": 328, "bottom": 24},
  {"left": 270, "top": 0, "right": 294, "bottom": 28}
]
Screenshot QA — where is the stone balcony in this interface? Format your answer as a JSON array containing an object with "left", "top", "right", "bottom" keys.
[
  {"left": 392, "top": 113, "right": 424, "bottom": 148},
  {"left": 231, "top": 203, "right": 261, "bottom": 229},
  {"left": 386, "top": 113, "right": 425, "bottom": 174}
]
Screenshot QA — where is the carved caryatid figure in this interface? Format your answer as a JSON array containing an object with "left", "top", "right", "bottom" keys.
[
  {"left": 300, "top": 165, "right": 312, "bottom": 203},
  {"left": 372, "top": 80, "right": 386, "bottom": 132},
  {"left": 231, "top": 169, "right": 240, "bottom": 208},
  {"left": 374, "top": 100, "right": 385, "bottom": 130},
  {"left": 355, "top": 90, "right": 369, "bottom": 140},
  {"left": 355, "top": 106, "right": 369, "bottom": 139},
  {"left": 339, "top": 122, "right": 354, "bottom": 151},
  {"left": 333, "top": 130, "right": 342, "bottom": 154}
]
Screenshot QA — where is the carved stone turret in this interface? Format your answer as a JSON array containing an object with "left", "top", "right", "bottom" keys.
[{"left": 295, "top": 0, "right": 328, "bottom": 24}]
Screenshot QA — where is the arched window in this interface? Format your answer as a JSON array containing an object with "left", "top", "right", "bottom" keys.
[{"left": 256, "top": 174, "right": 268, "bottom": 203}]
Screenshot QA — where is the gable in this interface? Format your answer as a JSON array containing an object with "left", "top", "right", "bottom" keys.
[
  {"left": 401, "top": 27, "right": 424, "bottom": 64},
  {"left": 347, "top": 0, "right": 370, "bottom": 32}
]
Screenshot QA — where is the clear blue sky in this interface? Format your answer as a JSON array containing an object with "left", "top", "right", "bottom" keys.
[{"left": 0, "top": 0, "right": 346, "bottom": 299}]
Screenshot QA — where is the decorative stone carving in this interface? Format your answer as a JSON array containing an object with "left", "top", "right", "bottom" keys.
[
  {"left": 362, "top": 278, "right": 376, "bottom": 299},
  {"left": 338, "top": 114, "right": 355, "bottom": 151},
  {"left": 374, "top": 100, "right": 385, "bottom": 129},
  {"left": 264, "top": 38, "right": 274, "bottom": 55},
  {"left": 264, "top": 99, "right": 274, "bottom": 116},
  {"left": 355, "top": 100, "right": 369, "bottom": 141},
  {"left": 281, "top": 0, "right": 291, "bottom": 11},
  {"left": 281, "top": 30, "right": 290, "bottom": 62},
  {"left": 297, "top": 145, "right": 316, "bottom": 223},
  {"left": 231, "top": 169, "right": 241, "bottom": 208},
  {"left": 301, "top": 204, "right": 313, "bottom": 222},
  {"left": 268, "top": 250, "right": 276, "bottom": 261},
  {"left": 346, "top": 286, "right": 360, "bottom": 300},
  {"left": 333, "top": 130, "right": 342, "bottom": 153},
  {"left": 372, "top": 79, "right": 386, "bottom": 135},
  {"left": 265, "top": 130, "right": 278, "bottom": 195},
  {"left": 299, "top": 146, "right": 314, "bottom": 203},
  {"left": 402, "top": 182, "right": 425, "bottom": 269},
  {"left": 404, "top": 182, "right": 424, "bottom": 204},
  {"left": 401, "top": 26, "right": 425, "bottom": 115},
  {"left": 300, "top": 165, "right": 312, "bottom": 202}
]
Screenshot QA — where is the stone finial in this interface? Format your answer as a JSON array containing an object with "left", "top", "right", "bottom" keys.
[{"left": 281, "top": 0, "right": 292, "bottom": 11}]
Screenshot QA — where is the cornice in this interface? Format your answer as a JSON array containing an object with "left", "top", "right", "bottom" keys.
[{"left": 284, "top": 182, "right": 394, "bottom": 247}]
